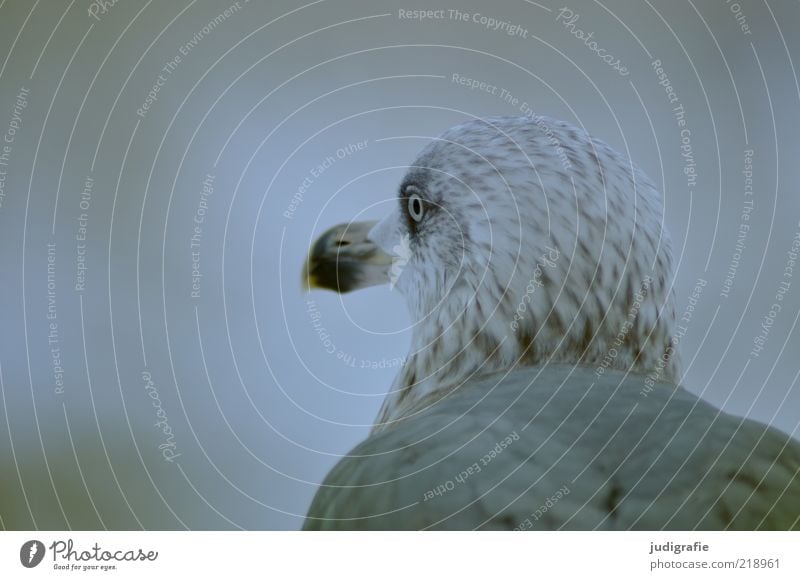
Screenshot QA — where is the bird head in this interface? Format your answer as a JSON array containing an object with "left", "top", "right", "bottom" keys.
[{"left": 303, "top": 116, "right": 680, "bottom": 429}]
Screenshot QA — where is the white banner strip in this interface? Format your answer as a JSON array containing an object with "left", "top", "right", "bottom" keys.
[{"left": 1, "top": 531, "right": 797, "bottom": 579}]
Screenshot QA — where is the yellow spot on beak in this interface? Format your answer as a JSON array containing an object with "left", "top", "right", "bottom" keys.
[
  {"left": 301, "top": 253, "right": 320, "bottom": 292},
  {"left": 302, "top": 271, "right": 320, "bottom": 292}
]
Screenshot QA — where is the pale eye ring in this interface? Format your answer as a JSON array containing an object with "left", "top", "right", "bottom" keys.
[{"left": 407, "top": 193, "right": 425, "bottom": 223}]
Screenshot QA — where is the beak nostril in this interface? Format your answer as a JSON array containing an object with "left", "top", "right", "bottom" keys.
[{"left": 335, "top": 239, "right": 351, "bottom": 247}]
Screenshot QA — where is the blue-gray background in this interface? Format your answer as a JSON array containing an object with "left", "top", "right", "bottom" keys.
[{"left": 0, "top": 0, "right": 798, "bottom": 529}]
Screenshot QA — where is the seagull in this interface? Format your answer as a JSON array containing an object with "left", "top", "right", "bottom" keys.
[{"left": 301, "top": 116, "right": 800, "bottom": 530}]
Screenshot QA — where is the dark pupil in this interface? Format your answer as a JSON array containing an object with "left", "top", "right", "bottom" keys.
[{"left": 412, "top": 197, "right": 422, "bottom": 217}]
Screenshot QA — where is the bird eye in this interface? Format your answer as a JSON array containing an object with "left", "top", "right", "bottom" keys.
[{"left": 407, "top": 193, "right": 425, "bottom": 223}]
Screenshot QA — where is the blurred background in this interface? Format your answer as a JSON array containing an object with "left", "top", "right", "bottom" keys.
[{"left": 0, "top": 0, "right": 798, "bottom": 529}]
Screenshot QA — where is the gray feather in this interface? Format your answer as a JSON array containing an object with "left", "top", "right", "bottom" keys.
[{"left": 305, "top": 365, "right": 800, "bottom": 530}]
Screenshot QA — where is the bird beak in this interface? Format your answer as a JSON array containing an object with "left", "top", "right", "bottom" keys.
[{"left": 302, "top": 220, "right": 394, "bottom": 293}]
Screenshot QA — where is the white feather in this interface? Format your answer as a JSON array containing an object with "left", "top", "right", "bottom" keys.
[{"left": 305, "top": 116, "right": 800, "bottom": 530}]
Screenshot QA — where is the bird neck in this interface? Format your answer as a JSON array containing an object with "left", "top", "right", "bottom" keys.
[
  {"left": 371, "top": 282, "right": 681, "bottom": 433},
  {"left": 370, "top": 305, "right": 527, "bottom": 432}
]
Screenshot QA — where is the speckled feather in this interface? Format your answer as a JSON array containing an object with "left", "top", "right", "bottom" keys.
[
  {"left": 370, "top": 116, "right": 677, "bottom": 430},
  {"left": 305, "top": 116, "right": 800, "bottom": 529}
]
